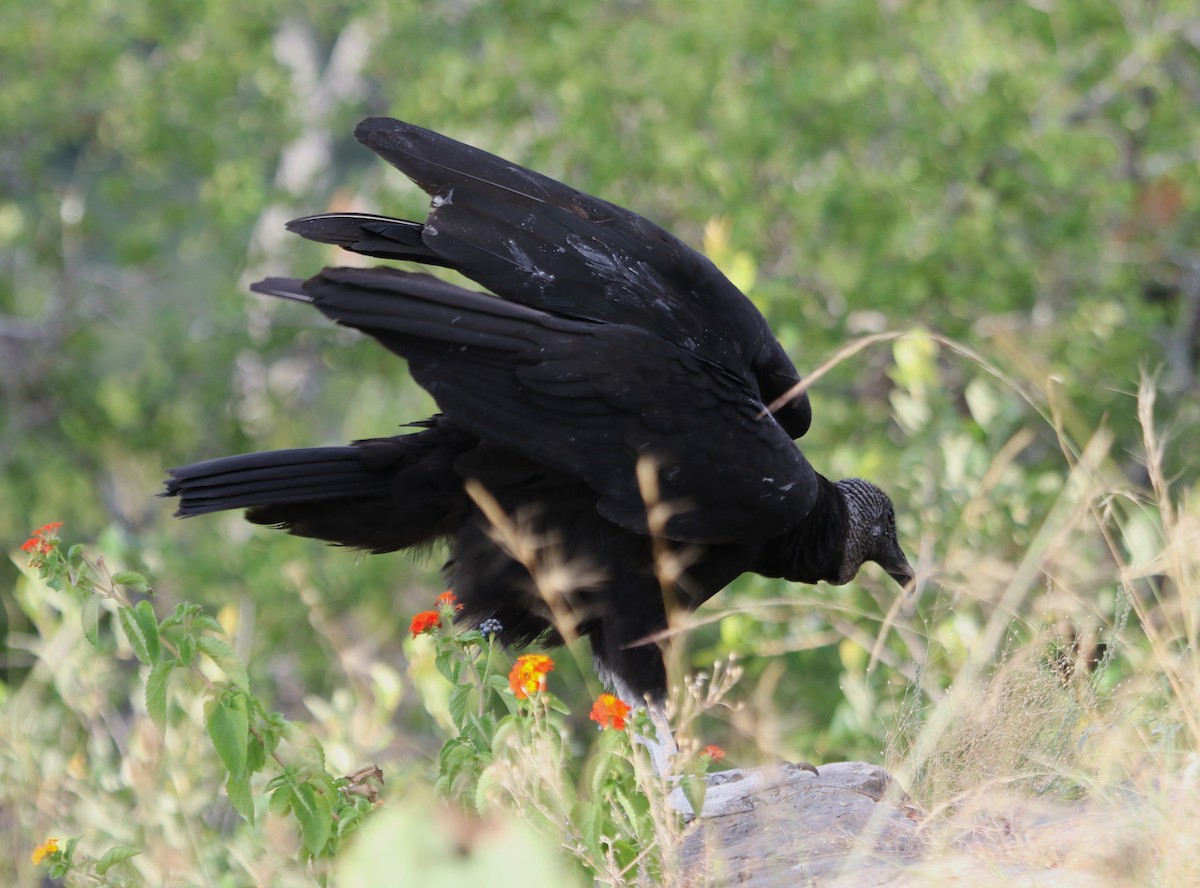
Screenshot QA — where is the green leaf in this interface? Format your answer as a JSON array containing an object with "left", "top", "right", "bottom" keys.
[
  {"left": 269, "top": 783, "right": 295, "bottom": 819},
  {"left": 438, "top": 737, "right": 477, "bottom": 776},
  {"left": 292, "top": 781, "right": 333, "bottom": 855},
  {"left": 226, "top": 771, "right": 255, "bottom": 822},
  {"left": 192, "top": 613, "right": 225, "bottom": 634},
  {"left": 81, "top": 595, "right": 101, "bottom": 649},
  {"left": 286, "top": 724, "right": 327, "bottom": 774},
  {"left": 680, "top": 774, "right": 706, "bottom": 819},
  {"left": 95, "top": 845, "right": 142, "bottom": 875},
  {"left": 434, "top": 647, "right": 459, "bottom": 684},
  {"left": 572, "top": 799, "right": 604, "bottom": 859},
  {"left": 246, "top": 732, "right": 266, "bottom": 774},
  {"left": 545, "top": 694, "right": 571, "bottom": 715},
  {"left": 118, "top": 600, "right": 160, "bottom": 664},
  {"left": 587, "top": 748, "right": 615, "bottom": 798},
  {"left": 448, "top": 683, "right": 473, "bottom": 728},
  {"left": 145, "top": 659, "right": 173, "bottom": 729},
  {"left": 204, "top": 690, "right": 249, "bottom": 778},
  {"left": 111, "top": 569, "right": 150, "bottom": 594},
  {"left": 178, "top": 634, "right": 195, "bottom": 666},
  {"left": 196, "top": 634, "right": 250, "bottom": 689},
  {"left": 473, "top": 763, "right": 501, "bottom": 813}
]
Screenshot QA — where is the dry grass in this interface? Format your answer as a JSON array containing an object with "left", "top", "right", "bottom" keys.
[{"left": 4, "top": 341, "right": 1199, "bottom": 885}]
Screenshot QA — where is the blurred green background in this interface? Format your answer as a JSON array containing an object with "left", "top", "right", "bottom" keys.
[{"left": 3, "top": 0, "right": 1198, "bottom": 772}]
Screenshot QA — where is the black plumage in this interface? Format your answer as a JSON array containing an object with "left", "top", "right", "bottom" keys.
[{"left": 165, "top": 118, "right": 912, "bottom": 703}]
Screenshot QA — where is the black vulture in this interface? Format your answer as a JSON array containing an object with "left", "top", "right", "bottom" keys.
[{"left": 165, "top": 118, "right": 912, "bottom": 718}]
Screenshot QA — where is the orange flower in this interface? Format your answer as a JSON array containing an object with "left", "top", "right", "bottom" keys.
[
  {"left": 436, "top": 590, "right": 463, "bottom": 611},
  {"left": 701, "top": 744, "right": 726, "bottom": 763},
  {"left": 31, "top": 837, "right": 59, "bottom": 865},
  {"left": 589, "top": 693, "right": 632, "bottom": 730},
  {"left": 508, "top": 654, "right": 554, "bottom": 699},
  {"left": 19, "top": 520, "right": 62, "bottom": 554},
  {"left": 409, "top": 609, "right": 441, "bottom": 638}
]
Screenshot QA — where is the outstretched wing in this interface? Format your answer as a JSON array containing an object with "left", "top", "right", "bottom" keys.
[
  {"left": 251, "top": 267, "right": 818, "bottom": 543},
  {"left": 287, "top": 118, "right": 811, "bottom": 439}
]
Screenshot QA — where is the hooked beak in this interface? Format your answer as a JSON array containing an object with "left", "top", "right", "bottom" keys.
[
  {"left": 877, "top": 541, "right": 915, "bottom": 589},
  {"left": 887, "top": 562, "right": 915, "bottom": 588}
]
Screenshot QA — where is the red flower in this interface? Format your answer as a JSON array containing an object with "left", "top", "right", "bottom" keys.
[
  {"left": 409, "top": 609, "right": 441, "bottom": 638},
  {"left": 701, "top": 744, "right": 726, "bottom": 763},
  {"left": 589, "top": 693, "right": 632, "bottom": 730},
  {"left": 436, "top": 590, "right": 463, "bottom": 611},
  {"left": 508, "top": 654, "right": 554, "bottom": 700},
  {"left": 20, "top": 522, "right": 62, "bottom": 560}
]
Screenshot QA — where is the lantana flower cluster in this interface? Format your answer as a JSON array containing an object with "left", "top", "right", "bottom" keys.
[
  {"left": 589, "top": 693, "right": 632, "bottom": 730},
  {"left": 409, "top": 589, "right": 464, "bottom": 638},
  {"left": 407, "top": 599, "right": 727, "bottom": 757},
  {"left": 508, "top": 654, "right": 555, "bottom": 700},
  {"left": 20, "top": 522, "right": 63, "bottom": 567},
  {"left": 31, "top": 837, "right": 59, "bottom": 865}
]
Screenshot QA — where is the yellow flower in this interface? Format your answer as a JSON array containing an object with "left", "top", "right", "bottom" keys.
[
  {"left": 508, "top": 654, "right": 554, "bottom": 700},
  {"left": 31, "top": 837, "right": 59, "bottom": 865}
]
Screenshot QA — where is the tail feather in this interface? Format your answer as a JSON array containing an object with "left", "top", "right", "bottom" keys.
[
  {"left": 166, "top": 447, "right": 393, "bottom": 515},
  {"left": 163, "top": 429, "right": 473, "bottom": 553}
]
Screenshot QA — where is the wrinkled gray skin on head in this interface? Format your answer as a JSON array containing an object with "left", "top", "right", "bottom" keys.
[{"left": 834, "top": 478, "right": 913, "bottom": 586}]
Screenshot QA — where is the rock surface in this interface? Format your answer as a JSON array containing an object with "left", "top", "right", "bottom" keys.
[
  {"left": 680, "top": 762, "right": 925, "bottom": 886},
  {"left": 676, "top": 761, "right": 1175, "bottom": 886}
]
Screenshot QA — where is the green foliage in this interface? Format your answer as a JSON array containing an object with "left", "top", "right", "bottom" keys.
[
  {"left": 415, "top": 600, "right": 669, "bottom": 882},
  {"left": 11, "top": 528, "right": 380, "bottom": 883},
  {"left": 3, "top": 0, "right": 1200, "bottom": 883}
]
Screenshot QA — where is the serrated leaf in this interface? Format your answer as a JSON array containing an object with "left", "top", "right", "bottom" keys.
[
  {"left": 490, "top": 716, "right": 521, "bottom": 755},
  {"left": 434, "top": 647, "right": 458, "bottom": 683},
  {"left": 269, "top": 783, "right": 295, "bottom": 818},
  {"left": 588, "top": 749, "right": 615, "bottom": 798},
  {"left": 474, "top": 764, "right": 502, "bottom": 813},
  {"left": 485, "top": 672, "right": 511, "bottom": 692},
  {"left": 95, "top": 845, "right": 142, "bottom": 875},
  {"left": 246, "top": 733, "right": 266, "bottom": 774},
  {"left": 204, "top": 690, "right": 249, "bottom": 778},
  {"left": 613, "top": 786, "right": 642, "bottom": 825},
  {"left": 111, "top": 570, "right": 150, "bottom": 594},
  {"left": 287, "top": 725, "right": 327, "bottom": 774},
  {"left": 118, "top": 601, "right": 160, "bottom": 664},
  {"left": 573, "top": 799, "right": 603, "bottom": 859},
  {"left": 335, "top": 803, "right": 364, "bottom": 837},
  {"left": 81, "top": 595, "right": 101, "bottom": 649},
  {"left": 196, "top": 634, "right": 250, "bottom": 689},
  {"left": 438, "top": 738, "right": 475, "bottom": 774},
  {"left": 67, "top": 543, "right": 86, "bottom": 567},
  {"left": 292, "top": 782, "right": 333, "bottom": 855},
  {"left": 178, "top": 634, "right": 195, "bottom": 666},
  {"left": 448, "top": 683, "right": 473, "bottom": 728},
  {"left": 192, "top": 613, "right": 225, "bottom": 634},
  {"left": 145, "top": 659, "right": 173, "bottom": 729},
  {"left": 226, "top": 771, "right": 255, "bottom": 822}
]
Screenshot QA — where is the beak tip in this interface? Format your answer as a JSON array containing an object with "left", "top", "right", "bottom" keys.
[{"left": 885, "top": 557, "right": 916, "bottom": 589}]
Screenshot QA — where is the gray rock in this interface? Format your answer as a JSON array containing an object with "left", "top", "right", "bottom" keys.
[{"left": 680, "top": 762, "right": 925, "bottom": 886}]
